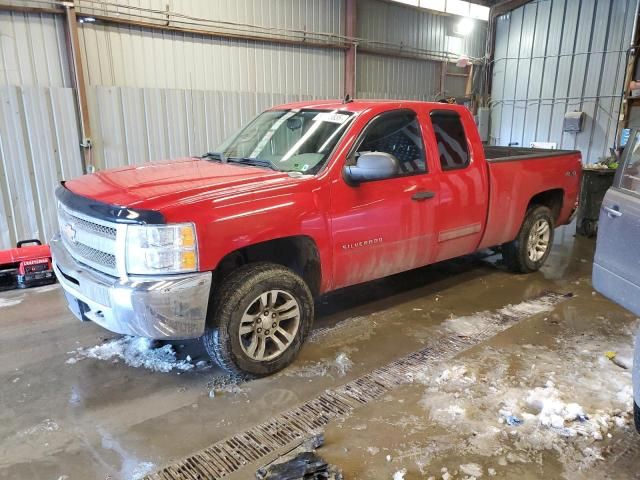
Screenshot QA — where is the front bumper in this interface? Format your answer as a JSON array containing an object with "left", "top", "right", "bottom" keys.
[{"left": 50, "top": 234, "right": 212, "bottom": 340}]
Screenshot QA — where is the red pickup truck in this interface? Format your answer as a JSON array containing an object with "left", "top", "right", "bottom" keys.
[{"left": 51, "top": 100, "right": 581, "bottom": 375}]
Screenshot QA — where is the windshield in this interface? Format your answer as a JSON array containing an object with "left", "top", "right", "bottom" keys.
[{"left": 212, "top": 109, "right": 354, "bottom": 174}]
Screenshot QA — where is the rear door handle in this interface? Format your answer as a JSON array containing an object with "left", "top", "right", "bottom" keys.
[
  {"left": 412, "top": 191, "right": 436, "bottom": 201},
  {"left": 604, "top": 205, "right": 622, "bottom": 218}
]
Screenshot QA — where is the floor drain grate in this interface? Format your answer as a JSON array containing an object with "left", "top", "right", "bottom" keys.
[{"left": 147, "top": 292, "right": 568, "bottom": 480}]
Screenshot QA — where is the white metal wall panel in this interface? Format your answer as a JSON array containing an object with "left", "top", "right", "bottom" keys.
[
  {"left": 0, "top": 11, "right": 70, "bottom": 87},
  {"left": 86, "top": 86, "right": 314, "bottom": 171},
  {"left": 491, "top": 0, "right": 636, "bottom": 164},
  {"left": 356, "top": 54, "right": 444, "bottom": 100},
  {"left": 0, "top": 85, "right": 82, "bottom": 249},
  {"left": 78, "top": 23, "right": 344, "bottom": 97},
  {"left": 358, "top": 0, "right": 487, "bottom": 60},
  {"left": 76, "top": 0, "right": 345, "bottom": 38}
]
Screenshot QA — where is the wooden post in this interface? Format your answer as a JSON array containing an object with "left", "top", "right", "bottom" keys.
[{"left": 63, "top": 2, "right": 92, "bottom": 173}]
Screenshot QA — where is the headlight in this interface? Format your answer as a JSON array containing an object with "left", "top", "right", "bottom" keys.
[{"left": 125, "top": 223, "right": 198, "bottom": 274}]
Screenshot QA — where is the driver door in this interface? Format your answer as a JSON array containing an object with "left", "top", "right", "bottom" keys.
[{"left": 329, "top": 108, "right": 439, "bottom": 290}]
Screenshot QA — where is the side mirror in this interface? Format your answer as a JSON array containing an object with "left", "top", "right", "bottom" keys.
[{"left": 343, "top": 152, "right": 399, "bottom": 184}]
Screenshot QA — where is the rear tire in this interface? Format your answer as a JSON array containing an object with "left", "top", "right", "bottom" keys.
[
  {"left": 503, "top": 205, "right": 554, "bottom": 273},
  {"left": 635, "top": 401, "right": 640, "bottom": 434},
  {"left": 203, "top": 262, "right": 313, "bottom": 376}
]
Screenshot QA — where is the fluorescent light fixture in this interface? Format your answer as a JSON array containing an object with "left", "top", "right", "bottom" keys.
[
  {"left": 420, "top": 0, "right": 446, "bottom": 11},
  {"left": 454, "top": 17, "right": 474, "bottom": 35},
  {"left": 446, "top": 0, "right": 470, "bottom": 16},
  {"left": 470, "top": 4, "right": 490, "bottom": 21},
  {"left": 391, "top": 0, "right": 488, "bottom": 23}
]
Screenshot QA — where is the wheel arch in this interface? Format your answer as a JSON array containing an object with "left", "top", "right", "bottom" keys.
[
  {"left": 528, "top": 188, "right": 564, "bottom": 223},
  {"left": 213, "top": 235, "right": 322, "bottom": 298}
]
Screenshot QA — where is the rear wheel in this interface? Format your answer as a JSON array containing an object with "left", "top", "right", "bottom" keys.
[
  {"left": 203, "top": 262, "right": 313, "bottom": 376},
  {"left": 635, "top": 401, "right": 640, "bottom": 433},
  {"left": 503, "top": 205, "right": 554, "bottom": 273}
]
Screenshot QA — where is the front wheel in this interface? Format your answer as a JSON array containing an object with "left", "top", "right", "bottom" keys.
[
  {"left": 503, "top": 205, "right": 554, "bottom": 273},
  {"left": 203, "top": 262, "right": 314, "bottom": 376}
]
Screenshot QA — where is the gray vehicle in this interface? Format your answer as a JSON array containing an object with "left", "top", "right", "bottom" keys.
[{"left": 593, "top": 129, "right": 640, "bottom": 432}]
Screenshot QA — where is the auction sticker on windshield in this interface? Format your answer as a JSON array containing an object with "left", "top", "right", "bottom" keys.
[{"left": 314, "top": 112, "right": 350, "bottom": 124}]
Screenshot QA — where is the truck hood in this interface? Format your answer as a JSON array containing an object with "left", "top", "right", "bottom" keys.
[{"left": 63, "top": 158, "right": 298, "bottom": 211}]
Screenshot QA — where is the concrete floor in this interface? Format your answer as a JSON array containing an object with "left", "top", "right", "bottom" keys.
[{"left": 0, "top": 224, "right": 638, "bottom": 480}]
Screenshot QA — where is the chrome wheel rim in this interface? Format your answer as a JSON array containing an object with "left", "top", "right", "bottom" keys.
[
  {"left": 527, "top": 218, "right": 551, "bottom": 262},
  {"left": 238, "top": 290, "right": 300, "bottom": 362}
]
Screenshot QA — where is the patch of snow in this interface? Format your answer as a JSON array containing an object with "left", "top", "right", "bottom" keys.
[
  {"left": 0, "top": 295, "right": 24, "bottom": 308},
  {"left": 392, "top": 468, "right": 407, "bottom": 480},
  {"left": 459, "top": 463, "right": 483, "bottom": 477},
  {"left": 207, "top": 373, "right": 247, "bottom": 398},
  {"left": 131, "top": 462, "right": 155, "bottom": 480},
  {"left": 334, "top": 352, "right": 353, "bottom": 376},
  {"left": 65, "top": 357, "right": 78, "bottom": 365},
  {"left": 19, "top": 419, "right": 60, "bottom": 437},
  {"left": 70, "top": 336, "right": 195, "bottom": 373},
  {"left": 367, "top": 446, "right": 379, "bottom": 455}
]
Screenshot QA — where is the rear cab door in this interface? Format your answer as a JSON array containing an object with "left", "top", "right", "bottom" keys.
[
  {"left": 422, "top": 105, "right": 489, "bottom": 262},
  {"left": 593, "top": 129, "right": 640, "bottom": 316}
]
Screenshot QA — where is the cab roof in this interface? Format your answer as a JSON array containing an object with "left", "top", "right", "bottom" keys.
[{"left": 269, "top": 99, "right": 465, "bottom": 114}]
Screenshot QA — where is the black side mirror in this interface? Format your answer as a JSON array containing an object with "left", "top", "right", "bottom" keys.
[{"left": 343, "top": 152, "right": 399, "bottom": 184}]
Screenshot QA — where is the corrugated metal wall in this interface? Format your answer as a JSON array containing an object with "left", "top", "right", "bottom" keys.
[
  {"left": 357, "top": 54, "right": 442, "bottom": 100},
  {"left": 0, "top": 11, "right": 83, "bottom": 249},
  {"left": 76, "top": 1, "right": 345, "bottom": 170},
  {"left": 356, "top": 0, "right": 486, "bottom": 100},
  {"left": 490, "top": 0, "right": 637, "bottom": 164}
]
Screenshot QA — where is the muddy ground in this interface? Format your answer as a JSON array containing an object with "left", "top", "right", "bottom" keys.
[{"left": 0, "top": 224, "right": 638, "bottom": 480}]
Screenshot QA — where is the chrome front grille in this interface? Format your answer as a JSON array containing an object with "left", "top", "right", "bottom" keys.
[{"left": 57, "top": 203, "right": 120, "bottom": 277}]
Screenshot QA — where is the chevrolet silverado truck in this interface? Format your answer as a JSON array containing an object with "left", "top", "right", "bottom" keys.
[{"left": 51, "top": 100, "right": 582, "bottom": 376}]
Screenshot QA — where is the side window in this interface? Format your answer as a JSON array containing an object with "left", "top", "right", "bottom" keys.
[
  {"left": 620, "top": 132, "right": 640, "bottom": 194},
  {"left": 430, "top": 110, "right": 470, "bottom": 171},
  {"left": 355, "top": 109, "right": 427, "bottom": 176}
]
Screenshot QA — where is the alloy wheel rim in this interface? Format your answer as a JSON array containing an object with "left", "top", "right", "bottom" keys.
[
  {"left": 527, "top": 218, "right": 551, "bottom": 262},
  {"left": 238, "top": 290, "right": 300, "bottom": 362}
]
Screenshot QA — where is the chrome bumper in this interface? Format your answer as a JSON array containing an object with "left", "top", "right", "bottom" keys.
[{"left": 50, "top": 234, "right": 212, "bottom": 340}]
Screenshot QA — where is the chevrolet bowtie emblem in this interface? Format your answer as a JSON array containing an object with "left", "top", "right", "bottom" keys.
[{"left": 63, "top": 222, "right": 77, "bottom": 243}]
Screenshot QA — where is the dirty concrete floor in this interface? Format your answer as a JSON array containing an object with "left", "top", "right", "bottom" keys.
[{"left": 0, "top": 223, "right": 637, "bottom": 479}]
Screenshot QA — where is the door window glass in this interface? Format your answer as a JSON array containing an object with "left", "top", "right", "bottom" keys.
[
  {"left": 430, "top": 110, "right": 470, "bottom": 171},
  {"left": 621, "top": 133, "right": 640, "bottom": 194},
  {"left": 355, "top": 109, "right": 427, "bottom": 176}
]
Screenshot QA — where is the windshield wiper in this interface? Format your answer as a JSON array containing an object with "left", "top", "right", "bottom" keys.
[
  {"left": 201, "top": 151, "right": 224, "bottom": 161},
  {"left": 226, "top": 157, "right": 278, "bottom": 171}
]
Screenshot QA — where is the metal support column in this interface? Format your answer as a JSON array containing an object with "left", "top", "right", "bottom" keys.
[{"left": 344, "top": 0, "right": 357, "bottom": 98}]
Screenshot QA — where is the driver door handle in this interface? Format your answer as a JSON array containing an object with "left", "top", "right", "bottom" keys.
[
  {"left": 604, "top": 205, "right": 622, "bottom": 218},
  {"left": 412, "top": 191, "right": 436, "bottom": 201}
]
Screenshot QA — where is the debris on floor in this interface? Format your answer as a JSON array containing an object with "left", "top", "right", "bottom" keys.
[
  {"left": 256, "top": 434, "right": 343, "bottom": 480},
  {"left": 67, "top": 336, "right": 195, "bottom": 372}
]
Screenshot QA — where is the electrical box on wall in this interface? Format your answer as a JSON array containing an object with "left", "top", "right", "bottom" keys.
[{"left": 563, "top": 111, "right": 586, "bottom": 132}]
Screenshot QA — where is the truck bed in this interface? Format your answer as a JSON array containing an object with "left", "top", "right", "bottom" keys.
[
  {"left": 484, "top": 145, "right": 580, "bottom": 162},
  {"left": 478, "top": 147, "right": 582, "bottom": 250}
]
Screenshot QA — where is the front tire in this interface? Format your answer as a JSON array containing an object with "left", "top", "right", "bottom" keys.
[
  {"left": 503, "top": 205, "right": 554, "bottom": 273},
  {"left": 203, "top": 262, "right": 313, "bottom": 376}
]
